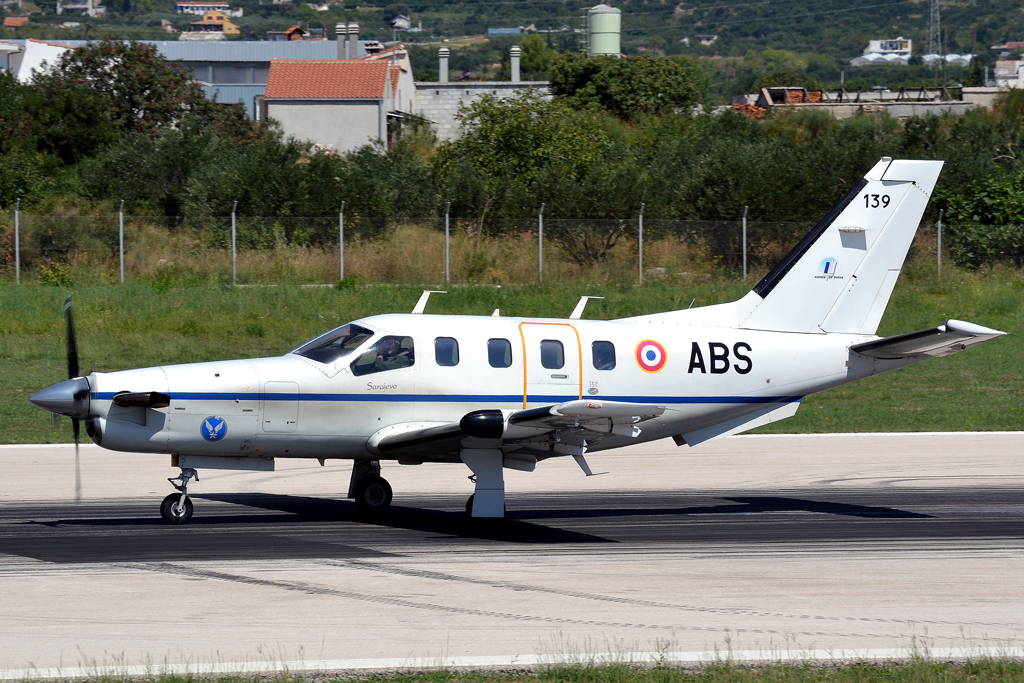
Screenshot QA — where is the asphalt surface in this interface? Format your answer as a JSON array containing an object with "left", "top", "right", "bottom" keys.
[
  {"left": 1, "top": 486, "right": 1021, "bottom": 563},
  {"left": 2, "top": 435, "right": 1023, "bottom": 673}
]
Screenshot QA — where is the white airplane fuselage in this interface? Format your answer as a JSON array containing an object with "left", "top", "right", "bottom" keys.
[{"left": 86, "top": 313, "right": 887, "bottom": 460}]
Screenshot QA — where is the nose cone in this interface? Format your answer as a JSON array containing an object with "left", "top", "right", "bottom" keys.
[{"left": 30, "top": 377, "right": 91, "bottom": 419}]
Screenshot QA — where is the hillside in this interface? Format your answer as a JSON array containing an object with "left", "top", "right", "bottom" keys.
[{"left": 0, "top": 0, "right": 1010, "bottom": 99}]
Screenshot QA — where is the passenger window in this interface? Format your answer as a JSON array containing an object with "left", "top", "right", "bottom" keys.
[
  {"left": 540, "top": 340, "right": 564, "bottom": 369},
  {"left": 351, "top": 335, "right": 415, "bottom": 376},
  {"left": 592, "top": 341, "right": 616, "bottom": 370},
  {"left": 435, "top": 337, "right": 459, "bottom": 366},
  {"left": 487, "top": 338, "right": 512, "bottom": 368}
]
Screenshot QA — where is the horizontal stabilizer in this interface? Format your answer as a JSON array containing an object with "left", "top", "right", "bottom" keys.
[{"left": 850, "top": 319, "right": 1006, "bottom": 359}]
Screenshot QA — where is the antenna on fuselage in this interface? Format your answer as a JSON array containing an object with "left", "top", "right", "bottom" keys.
[
  {"left": 412, "top": 290, "right": 447, "bottom": 314},
  {"left": 492, "top": 309, "right": 500, "bottom": 317},
  {"left": 570, "top": 296, "right": 604, "bottom": 320}
]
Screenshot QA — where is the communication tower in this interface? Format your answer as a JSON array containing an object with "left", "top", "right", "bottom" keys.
[{"left": 927, "top": 0, "right": 941, "bottom": 57}]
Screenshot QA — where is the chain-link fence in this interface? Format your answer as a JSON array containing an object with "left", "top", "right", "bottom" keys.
[{"left": 0, "top": 211, "right": 951, "bottom": 286}]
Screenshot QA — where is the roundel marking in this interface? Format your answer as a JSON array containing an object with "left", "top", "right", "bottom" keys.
[
  {"left": 201, "top": 416, "right": 227, "bottom": 442},
  {"left": 635, "top": 339, "right": 667, "bottom": 373}
]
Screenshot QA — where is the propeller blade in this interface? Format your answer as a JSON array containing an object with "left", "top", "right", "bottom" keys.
[
  {"left": 64, "top": 296, "right": 79, "bottom": 379},
  {"left": 73, "top": 418, "right": 82, "bottom": 503}
]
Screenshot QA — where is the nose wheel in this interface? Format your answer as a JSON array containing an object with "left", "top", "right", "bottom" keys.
[
  {"left": 353, "top": 475, "right": 393, "bottom": 514},
  {"left": 162, "top": 468, "right": 198, "bottom": 525}
]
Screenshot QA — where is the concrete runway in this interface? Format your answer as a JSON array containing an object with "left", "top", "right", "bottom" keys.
[{"left": 1, "top": 432, "right": 1023, "bottom": 674}]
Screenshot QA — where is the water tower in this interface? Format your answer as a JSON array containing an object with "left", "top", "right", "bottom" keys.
[{"left": 587, "top": 3, "right": 621, "bottom": 56}]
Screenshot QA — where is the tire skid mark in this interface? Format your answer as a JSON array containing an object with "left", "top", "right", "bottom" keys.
[
  {"left": 321, "top": 558, "right": 1024, "bottom": 632},
  {"left": 129, "top": 562, "right": 904, "bottom": 640}
]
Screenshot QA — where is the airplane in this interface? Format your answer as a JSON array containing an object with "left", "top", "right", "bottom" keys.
[{"left": 29, "top": 157, "right": 1007, "bottom": 525}]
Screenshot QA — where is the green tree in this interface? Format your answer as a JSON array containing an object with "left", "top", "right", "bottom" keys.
[
  {"left": 33, "top": 40, "right": 254, "bottom": 137},
  {"left": 22, "top": 79, "right": 118, "bottom": 165},
  {"left": 519, "top": 34, "right": 551, "bottom": 80},
  {"left": 550, "top": 53, "right": 707, "bottom": 121},
  {"left": 965, "top": 59, "right": 985, "bottom": 87}
]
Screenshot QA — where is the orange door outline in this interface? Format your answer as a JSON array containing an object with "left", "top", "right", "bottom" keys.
[{"left": 517, "top": 322, "right": 583, "bottom": 408}]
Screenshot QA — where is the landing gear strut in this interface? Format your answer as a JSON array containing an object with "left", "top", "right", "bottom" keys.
[
  {"left": 161, "top": 468, "right": 198, "bottom": 525},
  {"left": 348, "top": 460, "right": 393, "bottom": 514}
]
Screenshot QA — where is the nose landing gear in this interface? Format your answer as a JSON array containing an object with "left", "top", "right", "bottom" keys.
[{"left": 161, "top": 468, "right": 198, "bottom": 525}]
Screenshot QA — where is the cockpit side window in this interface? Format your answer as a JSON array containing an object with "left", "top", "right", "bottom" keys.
[
  {"left": 294, "top": 324, "right": 374, "bottom": 364},
  {"left": 351, "top": 335, "right": 415, "bottom": 376}
]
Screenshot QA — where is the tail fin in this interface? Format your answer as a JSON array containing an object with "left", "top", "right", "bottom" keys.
[{"left": 738, "top": 158, "right": 943, "bottom": 334}]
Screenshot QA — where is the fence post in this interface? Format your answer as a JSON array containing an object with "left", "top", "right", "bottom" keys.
[
  {"left": 118, "top": 199, "right": 125, "bottom": 284},
  {"left": 742, "top": 205, "right": 748, "bottom": 284},
  {"left": 339, "top": 201, "right": 345, "bottom": 280},
  {"left": 445, "top": 201, "right": 451, "bottom": 284},
  {"left": 14, "top": 198, "right": 19, "bottom": 285},
  {"left": 937, "top": 208, "right": 943, "bottom": 279},
  {"left": 638, "top": 203, "right": 645, "bottom": 285},
  {"left": 231, "top": 200, "right": 238, "bottom": 285},
  {"left": 538, "top": 203, "right": 545, "bottom": 283}
]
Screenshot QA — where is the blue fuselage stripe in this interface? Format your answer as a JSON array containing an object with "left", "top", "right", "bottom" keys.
[{"left": 92, "top": 391, "right": 801, "bottom": 405}]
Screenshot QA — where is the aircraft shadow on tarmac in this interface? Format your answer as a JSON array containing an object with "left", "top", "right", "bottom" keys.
[{"left": 0, "top": 493, "right": 938, "bottom": 564}]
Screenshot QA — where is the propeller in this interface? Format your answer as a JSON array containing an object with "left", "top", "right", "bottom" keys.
[{"left": 64, "top": 296, "right": 82, "bottom": 504}]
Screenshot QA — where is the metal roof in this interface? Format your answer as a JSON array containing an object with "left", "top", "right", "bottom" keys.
[{"left": 0, "top": 39, "right": 366, "bottom": 61}]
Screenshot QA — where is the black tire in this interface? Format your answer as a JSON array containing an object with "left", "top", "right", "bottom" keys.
[
  {"left": 160, "top": 492, "right": 194, "bottom": 525},
  {"left": 354, "top": 475, "right": 393, "bottom": 514}
]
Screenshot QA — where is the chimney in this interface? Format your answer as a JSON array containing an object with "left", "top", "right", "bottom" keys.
[
  {"left": 347, "top": 22, "right": 359, "bottom": 59},
  {"left": 510, "top": 45, "right": 521, "bottom": 83},
  {"left": 336, "top": 22, "right": 346, "bottom": 59},
  {"left": 438, "top": 46, "right": 449, "bottom": 83}
]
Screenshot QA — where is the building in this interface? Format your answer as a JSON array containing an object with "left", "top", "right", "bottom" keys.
[
  {"left": 55, "top": 0, "right": 104, "bottom": 16},
  {"left": 267, "top": 25, "right": 309, "bottom": 41},
  {"left": 413, "top": 46, "right": 550, "bottom": 141},
  {"left": 189, "top": 10, "right": 240, "bottom": 35},
  {"left": 3, "top": 16, "right": 27, "bottom": 28},
  {"left": 995, "top": 60, "right": 1024, "bottom": 88},
  {"left": 0, "top": 38, "right": 73, "bottom": 82},
  {"left": 175, "top": 1, "right": 228, "bottom": 14},
  {"left": 732, "top": 85, "right": 992, "bottom": 120},
  {"left": 260, "top": 60, "right": 403, "bottom": 153},
  {"left": 850, "top": 37, "right": 911, "bottom": 66}
]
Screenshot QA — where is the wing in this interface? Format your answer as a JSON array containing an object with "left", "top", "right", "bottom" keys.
[
  {"left": 851, "top": 319, "right": 1005, "bottom": 360},
  {"left": 368, "top": 399, "right": 666, "bottom": 462}
]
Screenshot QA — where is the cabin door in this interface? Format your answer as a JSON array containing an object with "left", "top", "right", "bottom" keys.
[{"left": 518, "top": 322, "right": 582, "bottom": 408}]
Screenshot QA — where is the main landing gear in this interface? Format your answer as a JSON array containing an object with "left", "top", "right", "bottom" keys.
[
  {"left": 349, "top": 460, "right": 393, "bottom": 514},
  {"left": 162, "top": 467, "right": 198, "bottom": 525}
]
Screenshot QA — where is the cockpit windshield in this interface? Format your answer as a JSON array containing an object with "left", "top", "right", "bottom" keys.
[{"left": 293, "top": 324, "right": 374, "bottom": 364}]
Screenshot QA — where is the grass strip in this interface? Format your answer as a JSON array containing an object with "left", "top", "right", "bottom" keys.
[{"left": 68, "top": 660, "right": 1024, "bottom": 683}]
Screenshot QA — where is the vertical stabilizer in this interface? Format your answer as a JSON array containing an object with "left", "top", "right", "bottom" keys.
[{"left": 738, "top": 158, "right": 943, "bottom": 334}]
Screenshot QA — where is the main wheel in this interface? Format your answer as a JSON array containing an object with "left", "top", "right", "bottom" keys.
[
  {"left": 354, "top": 475, "right": 393, "bottom": 514},
  {"left": 160, "top": 492, "right": 194, "bottom": 525}
]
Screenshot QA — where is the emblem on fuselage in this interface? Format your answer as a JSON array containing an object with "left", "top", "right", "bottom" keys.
[
  {"left": 201, "top": 416, "right": 227, "bottom": 441},
  {"left": 587, "top": 387, "right": 599, "bottom": 395},
  {"left": 817, "top": 258, "right": 839, "bottom": 277},
  {"left": 635, "top": 340, "right": 668, "bottom": 373}
]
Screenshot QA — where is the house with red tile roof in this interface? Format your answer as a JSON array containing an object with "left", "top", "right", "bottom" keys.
[
  {"left": 261, "top": 59, "right": 408, "bottom": 153},
  {"left": 3, "top": 17, "right": 28, "bottom": 28}
]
